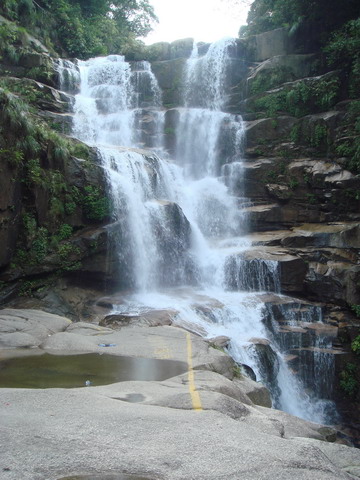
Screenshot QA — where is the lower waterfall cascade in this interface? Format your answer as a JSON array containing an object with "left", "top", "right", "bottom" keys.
[{"left": 61, "top": 38, "right": 338, "bottom": 425}]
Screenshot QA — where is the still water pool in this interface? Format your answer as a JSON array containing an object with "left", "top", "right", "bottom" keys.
[{"left": 0, "top": 353, "right": 187, "bottom": 388}]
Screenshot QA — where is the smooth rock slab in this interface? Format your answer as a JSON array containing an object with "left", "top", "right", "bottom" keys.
[
  {"left": 0, "top": 308, "right": 71, "bottom": 348},
  {"left": 1, "top": 386, "right": 358, "bottom": 480}
]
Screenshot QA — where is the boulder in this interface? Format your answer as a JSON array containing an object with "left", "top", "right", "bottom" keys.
[
  {"left": 236, "top": 247, "right": 307, "bottom": 293},
  {"left": 245, "top": 28, "right": 291, "bottom": 62},
  {"left": 208, "top": 335, "right": 231, "bottom": 349},
  {"left": 281, "top": 223, "right": 360, "bottom": 248},
  {"left": 151, "top": 58, "right": 186, "bottom": 107},
  {"left": 245, "top": 116, "right": 297, "bottom": 148},
  {"left": 151, "top": 200, "right": 196, "bottom": 286},
  {"left": 234, "top": 376, "right": 272, "bottom": 407},
  {"left": 100, "top": 309, "right": 178, "bottom": 328},
  {"left": 247, "top": 54, "right": 319, "bottom": 92},
  {"left": 305, "top": 261, "right": 360, "bottom": 305},
  {"left": 266, "top": 183, "right": 292, "bottom": 200},
  {"left": 0, "top": 308, "right": 71, "bottom": 347},
  {"left": 245, "top": 204, "right": 284, "bottom": 231},
  {"left": 164, "top": 108, "right": 180, "bottom": 154}
]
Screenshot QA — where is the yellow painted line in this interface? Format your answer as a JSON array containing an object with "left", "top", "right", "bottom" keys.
[{"left": 186, "top": 332, "right": 203, "bottom": 412}]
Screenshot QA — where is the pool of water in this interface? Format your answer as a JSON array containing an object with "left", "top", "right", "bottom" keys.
[{"left": 0, "top": 353, "right": 187, "bottom": 388}]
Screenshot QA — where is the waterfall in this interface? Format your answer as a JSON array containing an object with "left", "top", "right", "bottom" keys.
[{"left": 67, "top": 40, "right": 337, "bottom": 425}]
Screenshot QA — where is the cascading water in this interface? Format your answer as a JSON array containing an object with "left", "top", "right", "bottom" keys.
[{"left": 65, "top": 39, "right": 337, "bottom": 425}]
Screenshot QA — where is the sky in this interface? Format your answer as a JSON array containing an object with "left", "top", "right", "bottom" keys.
[{"left": 144, "top": 0, "right": 252, "bottom": 45}]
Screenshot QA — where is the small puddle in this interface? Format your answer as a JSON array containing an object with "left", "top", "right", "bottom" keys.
[{"left": 0, "top": 353, "right": 187, "bottom": 389}]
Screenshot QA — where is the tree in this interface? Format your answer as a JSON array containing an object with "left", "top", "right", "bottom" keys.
[
  {"left": 111, "top": 0, "right": 158, "bottom": 37},
  {"left": 241, "top": 0, "right": 360, "bottom": 39},
  {"left": 0, "top": 0, "right": 158, "bottom": 59}
]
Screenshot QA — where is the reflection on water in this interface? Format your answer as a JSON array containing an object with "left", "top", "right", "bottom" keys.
[{"left": 0, "top": 353, "right": 187, "bottom": 389}]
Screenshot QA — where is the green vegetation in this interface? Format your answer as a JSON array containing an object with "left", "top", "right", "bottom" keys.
[
  {"left": 325, "top": 18, "right": 360, "bottom": 98},
  {"left": 263, "top": 161, "right": 285, "bottom": 181},
  {"left": 305, "top": 193, "right": 317, "bottom": 204},
  {"left": 240, "top": 0, "right": 359, "bottom": 43},
  {"left": 340, "top": 363, "right": 358, "bottom": 397},
  {"left": 249, "top": 66, "right": 295, "bottom": 95},
  {"left": 0, "top": 22, "right": 25, "bottom": 64},
  {"left": 82, "top": 185, "right": 111, "bottom": 222},
  {"left": 251, "top": 75, "right": 340, "bottom": 118},
  {"left": 0, "top": 86, "right": 108, "bottom": 210},
  {"left": 12, "top": 214, "right": 82, "bottom": 271},
  {"left": 288, "top": 177, "right": 298, "bottom": 189},
  {"left": 334, "top": 101, "right": 360, "bottom": 174},
  {"left": 352, "top": 336, "right": 360, "bottom": 356},
  {"left": 233, "top": 364, "right": 242, "bottom": 379},
  {"left": 0, "top": 0, "right": 158, "bottom": 59}
]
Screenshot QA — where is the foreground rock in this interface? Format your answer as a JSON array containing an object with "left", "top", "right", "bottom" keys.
[
  {"left": 1, "top": 384, "right": 360, "bottom": 480},
  {"left": 1, "top": 308, "right": 360, "bottom": 479},
  {"left": 0, "top": 308, "right": 71, "bottom": 348}
]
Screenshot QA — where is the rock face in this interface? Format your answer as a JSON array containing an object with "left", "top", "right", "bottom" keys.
[
  {"left": 228, "top": 27, "right": 360, "bottom": 429},
  {"left": 1, "top": 310, "right": 359, "bottom": 480},
  {"left": 0, "top": 22, "right": 116, "bottom": 302}
]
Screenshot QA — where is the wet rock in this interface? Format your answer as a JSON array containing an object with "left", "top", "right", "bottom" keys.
[
  {"left": 246, "top": 54, "right": 319, "bottom": 91},
  {"left": 100, "top": 309, "right": 178, "bottom": 328},
  {"left": 247, "top": 230, "right": 291, "bottom": 246},
  {"left": 240, "top": 247, "right": 307, "bottom": 293},
  {"left": 208, "top": 336, "right": 231, "bottom": 349},
  {"left": 241, "top": 364, "right": 257, "bottom": 382},
  {"left": 252, "top": 342, "right": 280, "bottom": 386},
  {"left": 245, "top": 28, "right": 291, "bottom": 62},
  {"left": 245, "top": 204, "right": 283, "bottom": 231},
  {"left": 151, "top": 58, "right": 186, "bottom": 107},
  {"left": 164, "top": 108, "right": 180, "bottom": 155},
  {"left": 0, "top": 158, "right": 22, "bottom": 268},
  {"left": 317, "top": 426, "right": 338, "bottom": 442},
  {"left": 234, "top": 376, "right": 272, "bottom": 407},
  {"left": 281, "top": 222, "right": 360, "bottom": 249},
  {"left": 266, "top": 183, "right": 292, "bottom": 200},
  {"left": 152, "top": 200, "right": 196, "bottom": 286},
  {"left": 305, "top": 261, "right": 360, "bottom": 305},
  {"left": 245, "top": 116, "right": 297, "bottom": 148}
]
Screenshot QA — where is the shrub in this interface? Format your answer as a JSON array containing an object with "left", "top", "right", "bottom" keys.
[
  {"left": 340, "top": 363, "right": 358, "bottom": 397},
  {"left": 82, "top": 185, "right": 111, "bottom": 221},
  {"left": 352, "top": 335, "right": 360, "bottom": 355}
]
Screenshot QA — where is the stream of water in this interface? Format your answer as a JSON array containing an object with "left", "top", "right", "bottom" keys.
[{"left": 60, "top": 39, "right": 337, "bottom": 424}]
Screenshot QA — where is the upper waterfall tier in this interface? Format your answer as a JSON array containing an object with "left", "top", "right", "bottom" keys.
[
  {"left": 184, "top": 38, "right": 236, "bottom": 110},
  {"left": 73, "top": 55, "right": 163, "bottom": 149}
]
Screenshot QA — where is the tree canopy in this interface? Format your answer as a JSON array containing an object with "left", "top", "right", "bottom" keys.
[
  {"left": 0, "top": 0, "right": 158, "bottom": 58},
  {"left": 240, "top": 0, "right": 360, "bottom": 40}
]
